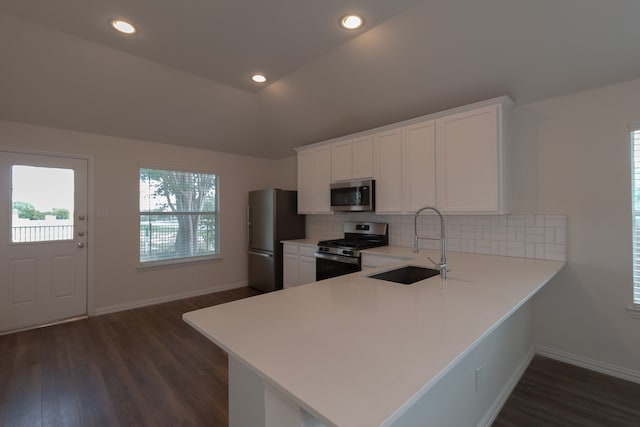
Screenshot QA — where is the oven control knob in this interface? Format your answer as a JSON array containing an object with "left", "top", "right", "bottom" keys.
[{"left": 343, "top": 250, "right": 354, "bottom": 256}]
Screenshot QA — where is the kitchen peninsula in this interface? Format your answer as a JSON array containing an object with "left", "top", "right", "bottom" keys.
[{"left": 184, "top": 249, "right": 564, "bottom": 427}]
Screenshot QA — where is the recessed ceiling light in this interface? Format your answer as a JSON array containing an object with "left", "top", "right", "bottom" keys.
[
  {"left": 111, "top": 20, "right": 136, "bottom": 34},
  {"left": 251, "top": 74, "right": 267, "bottom": 83},
  {"left": 341, "top": 15, "right": 363, "bottom": 30}
]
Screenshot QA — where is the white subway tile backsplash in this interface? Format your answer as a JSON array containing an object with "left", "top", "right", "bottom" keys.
[
  {"left": 507, "top": 241, "right": 526, "bottom": 258},
  {"left": 490, "top": 226, "right": 508, "bottom": 241},
  {"left": 545, "top": 215, "right": 567, "bottom": 228},
  {"left": 474, "top": 216, "right": 492, "bottom": 226},
  {"left": 461, "top": 239, "right": 476, "bottom": 253},
  {"left": 460, "top": 225, "right": 476, "bottom": 240},
  {"left": 498, "top": 241, "right": 508, "bottom": 256},
  {"left": 306, "top": 213, "right": 568, "bottom": 262},
  {"left": 526, "top": 214, "right": 536, "bottom": 227},
  {"left": 507, "top": 214, "right": 526, "bottom": 227},
  {"left": 508, "top": 226, "right": 525, "bottom": 242}
]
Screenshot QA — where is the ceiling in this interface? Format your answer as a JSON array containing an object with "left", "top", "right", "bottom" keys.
[{"left": 2, "top": 0, "right": 640, "bottom": 159}]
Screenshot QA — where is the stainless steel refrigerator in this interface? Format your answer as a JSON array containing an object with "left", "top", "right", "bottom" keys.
[{"left": 248, "top": 189, "right": 305, "bottom": 292}]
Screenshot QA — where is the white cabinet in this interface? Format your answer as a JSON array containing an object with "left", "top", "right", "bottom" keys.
[
  {"left": 373, "top": 122, "right": 436, "bottom": 214},
  {"left": 297, "top": 97, "right": 512, "bottom": 215},
  {"left": 373, "top": 129, "right": 403, "bottom": 213},
  {"left": 331, "top": 136, "right": 373, "bottom": 182},
  {"left": 403, "top": 121, "right": 437, "bottom": 212},
  {"left": 436, "top": 103, "right": 510, "bottom": 214},
  {"left": 297, "top": 146, "right": 332, "bottom": 214},
  {"left": 299, "top": 254, "right": 316, "bottom": 285},
  {"left": 283, "top": 244, "right": 316, "bottom": 288},
  {"left": 283, "top": 252, "right": 300, "bottom": 289}
]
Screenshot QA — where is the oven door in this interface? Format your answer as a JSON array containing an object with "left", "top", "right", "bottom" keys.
[{"left": 315, "top": 253, "right": 361, "bottom": 281}]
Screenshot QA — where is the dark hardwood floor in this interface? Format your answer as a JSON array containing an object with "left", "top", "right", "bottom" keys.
[
  {"left": 3, "top": 287, "right": 640, "bottom": 427},
  {"left": 493, "top": 355, "right": 640, "bottom": 427},
  {"left": 0, "top": 287, "right": 261, "bottom": 427}
]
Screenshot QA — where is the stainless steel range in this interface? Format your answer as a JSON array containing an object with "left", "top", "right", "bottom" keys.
[{"left": 315, "top": 222, "right": 388, "bottom": 281}]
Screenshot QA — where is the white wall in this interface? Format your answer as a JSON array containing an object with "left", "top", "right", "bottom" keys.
[
  {"left": 512, "top": 78, "right": 640, "bottom": 374},
  {"left": 0, "top": 120, "right": 295, "bottom": 313}
]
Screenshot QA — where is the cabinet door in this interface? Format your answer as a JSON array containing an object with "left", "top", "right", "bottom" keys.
[
  {"left": 315, "top": 146, "right": 332, "bottom": 214},
  {"left": 299, "top": 256, "right": 316, "bottom": 285},
  {"left": 297, "top": 150, "right": 315, "bottom": 214},
  {"left": 374, "top": 129, "right": 403, "bottom": 213},
  {"left": 351, "top": 136, "right": 373, "bottom": 179},
  {"left": 297, "top": 146, "right": 332, "bottom": 214},
  {"left": 436, "top": 105, "right": 501, "bottom": 213},
  {"left": 283, "top": 253, "right": 300, "bottom": 288},
  {"left": 404, "top": 121, "right": 436, "bottom": 212},
  {"left": 331, "top": 141, "right": 352, "bottom": 182}
]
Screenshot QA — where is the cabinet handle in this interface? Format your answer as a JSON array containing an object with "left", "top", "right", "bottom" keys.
[{"left": 249, "top": 251, "right": 273, "bottom": 258}]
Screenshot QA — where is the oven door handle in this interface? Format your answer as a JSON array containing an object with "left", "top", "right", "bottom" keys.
[{"left": 315, "top": 252, "right": 360, "bottom": 265}]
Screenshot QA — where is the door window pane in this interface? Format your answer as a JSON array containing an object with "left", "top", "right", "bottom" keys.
[{"left": 11, "top": 166, "right": 74, "bottom": 243}]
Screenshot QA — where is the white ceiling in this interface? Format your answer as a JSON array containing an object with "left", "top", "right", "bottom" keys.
[{"left": 2, "top": 0, "right": 640, "bottom": 159}]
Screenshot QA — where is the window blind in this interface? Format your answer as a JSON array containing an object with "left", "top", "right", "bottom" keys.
[
  {"left": 631, "top": 128, "right": 640, "bottom": 305},
  {"left": 139, "top": 168, "right": 218, "bottom": 265}
]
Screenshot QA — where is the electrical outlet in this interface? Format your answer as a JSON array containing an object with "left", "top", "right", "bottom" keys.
[{"left": 475, "top": 366, "right": 482, "bottom": 392}]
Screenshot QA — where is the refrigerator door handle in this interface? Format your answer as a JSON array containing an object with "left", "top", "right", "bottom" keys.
[
  {"left": 248, "top": 251, "right": 273, "bottom": 258},
  {"left": 247, "top": 205, "right": 252, "bottom": 247}
]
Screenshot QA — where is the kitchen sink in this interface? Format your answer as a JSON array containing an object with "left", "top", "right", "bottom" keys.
[{"left": 368, "top": 265, "right": 440, "bottom": 285}]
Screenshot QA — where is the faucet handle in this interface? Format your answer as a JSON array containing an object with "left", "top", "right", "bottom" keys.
[{"left": 427, "top": 256, "right": 439, "bottom": 267}]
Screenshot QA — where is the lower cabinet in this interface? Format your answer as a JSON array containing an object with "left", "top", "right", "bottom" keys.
[{"left": 283, "top": 244, "right": 316, "bottom": 288}]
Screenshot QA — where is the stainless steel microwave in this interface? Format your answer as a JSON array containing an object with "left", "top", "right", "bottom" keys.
[{"left": 330, "top": 179, "right": 375, "bottom": 212}]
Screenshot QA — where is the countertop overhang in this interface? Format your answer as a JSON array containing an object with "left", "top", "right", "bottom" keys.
[{"left": 183, "top": 248, "right": 565, "bottom": 427}]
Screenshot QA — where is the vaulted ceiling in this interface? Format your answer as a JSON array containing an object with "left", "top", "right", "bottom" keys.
[{"left": 2, "top": 0, "right": 640, "bottom": 159}]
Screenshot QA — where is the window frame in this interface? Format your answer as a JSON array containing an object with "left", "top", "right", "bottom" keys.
[
  {"left": 138, "top": 166, "right": 220, "bottom": 268},
  {"left": 629, "top": 124, "right": 640, "bottom": 317}
]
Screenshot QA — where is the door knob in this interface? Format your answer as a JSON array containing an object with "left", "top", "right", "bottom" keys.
[{"left": 77, "top": 242, "right": 85, "bottom": 248}]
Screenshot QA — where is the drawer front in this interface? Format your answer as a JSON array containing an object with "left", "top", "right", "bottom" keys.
[
  {"left": 284, "top": 244, "right": 300, "bottom": 255},
  {"left": 299, "top": 246, "right": 317, "bottom": 257}
]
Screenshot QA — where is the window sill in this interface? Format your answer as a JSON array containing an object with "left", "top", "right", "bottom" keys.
[
  {"left": 626, "top": 305, "right": 640, "bottom": 319},
  {"left": 138, "top": 254, "right": 222, "bottom": 270}
]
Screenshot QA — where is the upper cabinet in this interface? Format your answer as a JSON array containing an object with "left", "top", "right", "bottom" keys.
[
  {"left": 436, "top": 103, "right": 510, "bottom": 214},
  {"left": 373, "top": 121, "right": 436, "bottom": 214},
  {"left": 403, "top": 120, "right": 437, "bottom": 213},
  {"left": 296, "top": 96, "right": 512, "bottom": 215},
  {"left": 331, "top": 136, "right": 373, "bottom": 182},
  {"left": 373, "top": 129, "right": 404, "bottom": 212},
  {"left": 297, "top": 146, "right": 332, "bottom": 214}
]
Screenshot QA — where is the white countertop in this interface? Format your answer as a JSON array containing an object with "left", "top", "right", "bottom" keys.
[
  {"left": 281, "top": 238, "right": 320, "bottom": 247},
  {"left": 184, "top": 249, "right": 564, "bottom": 427}
]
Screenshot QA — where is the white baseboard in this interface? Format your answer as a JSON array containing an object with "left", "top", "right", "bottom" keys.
[
  {"left": 477, "top": 347, "right": 535, "bottom": 427},
  {"left": 93, "top": 281, "right": 249, "bottom": 316},
  {"left": 536, "top": 345, "right": 640, "bottom": 385}
]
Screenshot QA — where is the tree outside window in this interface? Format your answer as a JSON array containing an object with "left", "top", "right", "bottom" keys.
[{"left": 139, "top": 168, "right": 218, "bottom": 264}]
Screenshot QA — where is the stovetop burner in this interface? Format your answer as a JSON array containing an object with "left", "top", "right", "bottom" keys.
[
  {"left": 317, "top": 238, "right": 384, "bottom": 250},
  {"left": 316, "top": 222, "right": 388, "bottom": 258}
]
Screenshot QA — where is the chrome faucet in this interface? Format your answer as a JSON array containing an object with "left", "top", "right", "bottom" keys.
[{"left": 413, "top": 206, "right": 447, "bottom": 279}]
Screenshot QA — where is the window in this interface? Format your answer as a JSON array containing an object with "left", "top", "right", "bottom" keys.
[
  {"left": 12, "top": 165, "right": 74, "bottom": 243},
  {"left": 631, "top": 129, "right": 640, "bottom": 306},
  {"left": 139, "top": 168, "right": 218, "bottom": 265}
]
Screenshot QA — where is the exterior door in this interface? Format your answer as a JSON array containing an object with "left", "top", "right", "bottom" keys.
[{"left": 0, "top": 151, "right": 88, "bottom": 333}]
